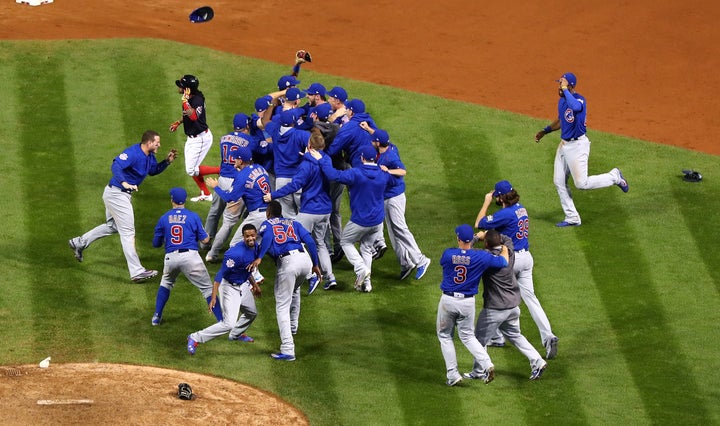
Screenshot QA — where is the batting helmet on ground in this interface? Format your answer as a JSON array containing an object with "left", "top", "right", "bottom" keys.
[{"left": 189, "top": 6, "right": 214, "bottom": 23}]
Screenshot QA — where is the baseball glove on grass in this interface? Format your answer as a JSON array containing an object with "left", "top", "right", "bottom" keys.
[{"left": 682, "top": 169, "right": 702, "bottom": 182}]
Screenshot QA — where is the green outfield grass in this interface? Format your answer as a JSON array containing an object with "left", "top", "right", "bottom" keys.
[{"left": 0, "top": 39, "right": 718, "bottom": 425}]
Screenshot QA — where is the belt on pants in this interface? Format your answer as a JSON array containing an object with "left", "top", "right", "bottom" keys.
[
  {"left": 254, "top": 208, "right": 267, "bottom": 213},
  {"left": 516, "top": 249, "right": 528, "bottom": 253},
  {"left": 108, "top": 184, "right": 134, "bottom": 194},
  {"left": 188, "top": 129, "right": 210, "bottom": 138},
  {"left": 169, "top": 249, "right": 190, "bottom": 254},
  {"left": 443, "top": 291, "right": 474, "bottom": 299},
  {"left": 562, "top": 135, "right": 583, "bottom": 142},
  {"left": 229, "top": 280, "right": 248, "bottom": 287},
  {"left": 278, "top": 248, "right": 304, "bottom": 260}
]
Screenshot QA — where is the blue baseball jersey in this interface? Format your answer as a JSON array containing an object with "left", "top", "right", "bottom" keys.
[
  {"left": 214, "top": 240, "right": 256, "bottom": 285},
  {"left": 152, "top": 208, "right": 208, "bottom": 252},
  {"left": 558, "top": 90, "right": 587, "bottom": 140},
  {"left": 315, "top": 153, "right": 392, "bottom": 227},
  {"left": 376, "top": 142, "right": 405, "bottom": 199},
  {"left": 270, "top": 153, "right": 332, "bottom": 215},
  {"left": 477, "top": 203, "right": 530, "bottom": 251},
  {"left": 249, "top": 115, "right": 274, "bottom": 174},
  {"left": 256, "top": 217, "right": 319, "bottom": 265},
  {"left": 108, "top": 143, "right": 170, "bottom": 188},
  {"left": 326, "top": 113, "right": 377, "bottom": 167},
  {"left": 214, "top": 164, "right": 271, "bottom": 212},
  {"left": 439, "top": 247, "right": 508, "bottom": 296},
  {"left": 271, "top": 127, "right": 311, "bottom": 178},
  {"left": 218, "top": 131, "right": 258, "bottom": 178}
]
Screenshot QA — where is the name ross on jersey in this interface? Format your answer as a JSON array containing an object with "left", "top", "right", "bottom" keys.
[
  {"left": 515, "top": 208, "right": 528, "bottom": 219},
  {"left": 452, "top": 254, "right": 471, "bottom": 265},
  {"left": 168, "top": 214, "right": 187, "bottom": 224}
]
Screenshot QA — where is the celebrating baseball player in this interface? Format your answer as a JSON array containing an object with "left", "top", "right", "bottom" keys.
[
  {"left": 535, "top": 72, "right": 629, "bottom": 227},
  {"left": 467, "top": 230, "right": 547, "bottom": 381},
  {"left": 151, "top": 188, "right": 222, "bottom": 326},
  {"left": 362, "top": 126, "right": 432, "bottom": 280},
  {"left": 476, "top": 180, "right": 559, "bottom": 358},
  {"left": 248, "top": 201, "right": 322, "bottom": 361},
  {"left": 308, "top": 144, "right": 395, "bottom": 293},
  {"left": 169, "top": 74, "right": 217, "bottom": 202},
  {"left": 68, "top": 130, "right": 176, "bottom": 282},
  {"left": 187, "top": 224, "right": 263, "bottom": 355},
  {"left": 436, "top": 224, "right": 509, "bottom": 386},
  {"left": 203, "top": 114, "right": 260, "bottom": 263},
  {"left": 264, "top": 130, "right": 337, "bottom": 293}
]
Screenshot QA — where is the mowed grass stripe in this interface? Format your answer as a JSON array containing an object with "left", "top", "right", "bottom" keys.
[
  {"left": 0, "top": 54, "right": 35, "bottom": 362},
  {"left": 577, "top": 207, "right": 710, "bottom": 423},
  {"left": 13, "top": 49, "right": 95, "bottom": 359}
]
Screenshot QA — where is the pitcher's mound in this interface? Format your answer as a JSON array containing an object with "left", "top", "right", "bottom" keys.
[{"left": 0, "top": 363, "right": 307, "bottom": 425}]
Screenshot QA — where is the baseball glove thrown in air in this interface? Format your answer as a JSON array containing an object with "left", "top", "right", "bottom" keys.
[{"left": 296, "top": 50, "right": 312, "bottom": 63}]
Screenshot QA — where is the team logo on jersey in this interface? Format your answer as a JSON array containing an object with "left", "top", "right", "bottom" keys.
[
  {"left": 564, "top": 108, "right": 575, "bottom": 123},
  {"left": 119, "top": 153, "right": 128, "bottom": 160},
  {"left": 225, "top": 258, "right": 235, "bottom": 268}
]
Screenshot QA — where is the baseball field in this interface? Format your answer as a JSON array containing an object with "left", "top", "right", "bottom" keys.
[{"left": 1, "top": 2, "right": 719, "bottom": 425}]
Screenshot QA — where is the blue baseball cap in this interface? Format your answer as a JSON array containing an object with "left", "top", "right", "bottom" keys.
[
  {"left": 492, "top": 180, "right": 513, "bottom": 197},
  {"left": 312, "top": 103, "right": 333, "bottom": 121},
  {"left": 169, "top": 187, "right": 187, "bottom": 204},
  {"left": 305, "top": 82, "right": 326, "bottom": 96},
  {"left": 278, "top": 75, "right": 300, "bottom": 90},
  {"left": 327, "top": 86, "right": 348, "bottom": 102},
  {"left": 235, "top": 146, "right": 253, "bottom": 162},
  {"left": 233, "top": 113, "right": 250, "bottom": 129},
  {"left": 285, "top": 87, "right": 306, "bottom": 101},
  {"left": 345, "top": 99, "right": 365, "bottom": 114},
  {"left": 359, "top": 144, "right": 377, "bottom": 162},
  {"left": 254, "top": 95, "right": 272, "bottom": 113},
  {"left": 455, "top": 224, "right": 475, "bottom": 243},
  {"left": 557, "top": 72, "right": 577, "bottom": 87},
  {"left": 280, "top": 109, "right": 297, "bottom": 127},
  {"left": 372, "top": 129, "right": 390, "bottom": 147}
]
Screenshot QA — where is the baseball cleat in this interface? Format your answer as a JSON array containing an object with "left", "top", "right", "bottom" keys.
[
  {"left": 399, "top": 266, "right": 415, "bottom": 280},
  {"left": 307, "top": 273, "right": 320, "bottom": 295},
  {"left": 530, "top": 361, "right": 547, "bottom": 381},
  {"left": 190, "top": 193, "right": 213, "bottom": 202},
  {"left": 354, "top": 269, "right": 371, "bottom": 292},
  {"left": 446, "top": 376, "right": 462, "bottom": 387},
  {"left": 330, "top": 250, "right": 344, "bottom": 264},
  {"left": 205, "top": 254, "right": 220, "bottom": 264},
  {"left": 616, "top": 169, "right": 629, "bottom": 193},
  {"left": 462, "top": 370, "right": 488, "bottom": 380},
  {"left": 131, "top": 269, "right": 158, "bottom": 283},
  {"left": 229, "top": 333, "right": 254, "bottom": 343},
  {"left": 372, "top": 244, "right": 387, "bottom": 260},
  {"left": 363, "top": 282, "right": 373, "bottom": 293},
  {"left": 68, "top": 237, "right": 84, "bottom": 262},
  {"left": 487, "top": 338, "right": 506, "bottom": 347},
  {"left": 545, "top": 336, "right": 559, "bottom": 359},
  {"left": 187, "top": 336, "right": 198, "bottom": 355},
  {"left": 323, "top": 279, "right": 337, "bottom": 290},
  {"left": 484, "top": 367, "right": 495, "bottom": 384},
  {"left": 151, "top": 313, "right": 162, "bottom": 326},
  {"left": 556, "top": 221, "right": 581, "bottom": 228},
  {"left": 415, "top": 258, "right": 431, "bottom": 280},
  {"left": 270, "top": 352, "right": 296, "bottom": 361}
]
